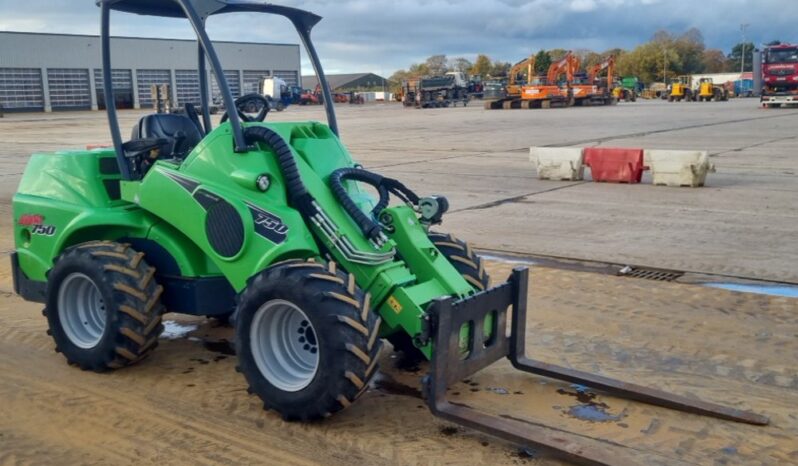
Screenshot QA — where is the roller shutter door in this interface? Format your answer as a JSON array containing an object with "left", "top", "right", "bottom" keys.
[
  {"left": 211, "top": 70, "right": 240, "bottom": 100},
  {"left": 47, "top": 68, "right": 91, "bottom": 110},
  {"left": 94, "top": 69, "right": 133, "bottom": 109},
  {"left": 136, "top": 69, "right": 171, "bottom": 108},
  {"left": 0, "top": 68, "right": 44, "bottom": 111},
  {"left": 242, "top": 70, "right": 270, "bottom": 94},
  {"left": 273, "top": 70, "right": 298, "bottom": 87},
  {"left": 175, "top": 70, "right": 200, "bottom": 106}
]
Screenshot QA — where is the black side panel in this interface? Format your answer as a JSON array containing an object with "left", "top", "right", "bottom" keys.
[
  {"left": 123, "top": 238, "right": 181, "bottom": 275},
  {"left": 121, "top": 238, "right": 235, "bottom": 316},
  {"left": 103, "top": 179, "right": 121, "bottom": 200},
  {"left": 159, "top": 275, "right": 236, "bottom": 316},
  {"left": 98, "top": 157, "right": 121, "bottom": 175},
  {"left": 10, "top": 252, "right": 47, "bottom": 303}
]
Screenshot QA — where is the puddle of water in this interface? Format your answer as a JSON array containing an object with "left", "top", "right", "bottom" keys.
[
  {"left": 161, "top": 320, "right": 199, "bottom": 339},
  {"left": 703, "top": 283, "right": 798, "bottom": 298},
  {"left": 557, "top": 385, "right": 626, "bottom": 423},
  {"left": 487, "top": 386, "right": 510, "bottom": 395},
  {"left": 479, "top": 254, "right": 538, "bottom": 266},
  {"left": 721, "top": 446, "right": 738, "bottom": 455},
  {"left": 567, "top": 404, "right": 624, "bottom": 422}
]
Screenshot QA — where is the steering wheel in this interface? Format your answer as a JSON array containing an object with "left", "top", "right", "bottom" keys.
[{"left": 220, "top": 93, "right": 270, "bottom": 123}]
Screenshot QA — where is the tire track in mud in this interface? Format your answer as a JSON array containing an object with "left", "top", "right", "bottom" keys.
[{"left": 0, "top": 353, "right": 343, "bottom": 466}]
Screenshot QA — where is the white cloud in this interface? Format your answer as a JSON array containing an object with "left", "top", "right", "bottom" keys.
[{"left": 570, "top": 0, "right": 597, "bottom": 12}]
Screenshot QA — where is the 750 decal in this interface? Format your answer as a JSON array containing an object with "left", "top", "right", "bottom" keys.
[
  {"left": 18, "top": 214, "right": 57, "bottom": 236},
  {"left": 30, "top": 224, "right": 57, "bottom": 236}
]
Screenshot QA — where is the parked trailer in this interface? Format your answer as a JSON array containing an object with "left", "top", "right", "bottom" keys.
[{"left": 402, "top": 75, "right": 468, "bottom": 108}]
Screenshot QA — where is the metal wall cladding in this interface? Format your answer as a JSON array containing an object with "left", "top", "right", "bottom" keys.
[{"left": 0, "top": 32, "right": 299, "bottom": 73}]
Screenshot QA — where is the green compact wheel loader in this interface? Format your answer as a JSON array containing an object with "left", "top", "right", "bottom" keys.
[{"left": 10, "top": 1, "right": 767, "bottom": 463}]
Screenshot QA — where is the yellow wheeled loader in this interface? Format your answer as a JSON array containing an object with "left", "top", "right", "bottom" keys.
[
  {"left": 696, "top": 77, "right": 729, "bottom": 102},
  {"left": 668, "top": 76, "right": 694, "bottom": 102}
]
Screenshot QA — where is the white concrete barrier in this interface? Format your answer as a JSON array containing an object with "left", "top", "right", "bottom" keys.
[
  {"left": 530, "top": 147, "right": 584, "bottom": 181},
  {"left": 644, "top": 150, "right": 715, "bottom": 187}
]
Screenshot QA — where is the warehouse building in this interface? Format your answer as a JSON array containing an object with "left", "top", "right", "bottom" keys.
[
  {"left": 0, "top": 31, "right": 301, "bottom": 112},
  {"left": 301, "top": 73, "right": 388, "bottom": 92}
]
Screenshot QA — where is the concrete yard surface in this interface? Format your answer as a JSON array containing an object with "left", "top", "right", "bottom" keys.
[
  {"left": 0, "top": 99, "right": 796, "bottom": 464},
  {"left": 2, "top": 99, "right": 795, "bottom": 282}
]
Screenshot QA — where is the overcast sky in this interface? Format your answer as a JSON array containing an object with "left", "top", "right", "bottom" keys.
[{"left": 0, "top": 1, "right": 794, "bottom": 76}]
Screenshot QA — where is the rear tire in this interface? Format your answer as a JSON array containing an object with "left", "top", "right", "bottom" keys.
[
  {"left": 45, "top": 241, "right": 164, "bottom": 371},
  {"left": 388, "top": 233, "right": 489, "bottom": 363},
  {"left": 235, "top": 259, "right": 381, "bottom": 420}
]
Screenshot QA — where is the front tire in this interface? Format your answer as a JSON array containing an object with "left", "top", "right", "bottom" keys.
[
  {"left": 235, "top": 260, "right": 381, "bottom": 420},
  {"left": 45, "top": 241, "right": 164, "bottom": 371}
]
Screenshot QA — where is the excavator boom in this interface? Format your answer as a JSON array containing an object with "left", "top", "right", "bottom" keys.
[
  {"left": 588, "top": 55, "right": 615, "bottom": 83},
  {"left": 506, "top": 55, "right": 536, "bottom": 96},
  {"left": 546, "top": 51, "right": 576, "bottom": 84},
  {"left": 572, "top": 54, "right": 617, "bottom": 106}
]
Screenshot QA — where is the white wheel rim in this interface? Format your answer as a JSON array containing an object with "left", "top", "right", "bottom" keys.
[
  {"left": 57, "top": 273, "right": 107, "bottom": 349},
  {"left": 250, "top": 299, "right": 319, "bottom": 392}
]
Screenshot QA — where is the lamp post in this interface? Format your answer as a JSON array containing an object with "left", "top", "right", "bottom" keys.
[{"left": 740, "top": 23, "right": 750, "bottom": 74}]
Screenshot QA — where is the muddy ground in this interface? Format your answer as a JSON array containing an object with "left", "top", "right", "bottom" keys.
[
  {"left": 1, "top": 259, "right": 796, "bottom": 465},
  {"left": 0, "top": 100, "right": 796, "bottom": 465}
]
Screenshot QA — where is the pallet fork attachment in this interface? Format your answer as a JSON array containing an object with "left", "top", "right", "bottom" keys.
[{"left": 423, "top": 268, "right": 769, "bottom": 466}]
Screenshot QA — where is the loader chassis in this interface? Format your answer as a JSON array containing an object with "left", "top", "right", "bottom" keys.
[{"left": 10, "top": 1, "right": 768, "bottom": 463}]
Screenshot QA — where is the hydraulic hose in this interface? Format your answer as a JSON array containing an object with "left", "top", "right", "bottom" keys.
[
  {"left": 329, "top": 168, "right": 388, "bottom": 241},
  {"left": 243, "top": 127, "right": 420, "bottom": 244},
  {"left": 329, "top": 167, "right": 421, "bottom": 241},
  {"left": 244, "top": 126, "right": 317, "bottom": 217}
]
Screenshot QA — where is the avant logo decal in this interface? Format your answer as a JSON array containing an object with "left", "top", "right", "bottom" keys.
[
  {"left": 246, "top": 203, "right": 288, "bottom": 244},
  {"left": 18, "top": 214, "right": 45, "bottom": 226}
]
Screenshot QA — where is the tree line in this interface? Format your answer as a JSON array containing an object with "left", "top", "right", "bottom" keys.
[{"left": 390, "top": 28, "right": 766, "bottom": 85}]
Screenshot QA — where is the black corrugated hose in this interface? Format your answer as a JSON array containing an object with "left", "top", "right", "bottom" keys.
[
  {"left": 329, "top": 167, "right": 420, "bottom": 241},
  {"left": 244, "top": 126, "right": 317, "bottom": 218},
  {"left": 244, "top": 125, "right": 420, "bottom": 242}
]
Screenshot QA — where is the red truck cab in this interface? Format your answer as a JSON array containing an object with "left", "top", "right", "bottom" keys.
[{"left": 762, "top": 43, "right": 798, "bottom": 107}]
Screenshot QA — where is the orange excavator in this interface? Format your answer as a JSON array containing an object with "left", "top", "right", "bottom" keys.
[
  {"left": 571, "top": 54, "right": 617, "bottom": 106},
  {"left": 484, "top": 54, "right": 535, "bottom": 109},
  {"left": 520, "top": 51, "right": 575, "bottom": 108}
]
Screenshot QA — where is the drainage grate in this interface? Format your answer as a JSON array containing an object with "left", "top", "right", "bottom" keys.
[{"left": 618, "top": 266, "right": 683, "bottom": 282}]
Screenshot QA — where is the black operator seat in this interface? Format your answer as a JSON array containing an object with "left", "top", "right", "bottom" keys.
[{"left": 130, "top": 113, "right": 203, "bottom": 159}]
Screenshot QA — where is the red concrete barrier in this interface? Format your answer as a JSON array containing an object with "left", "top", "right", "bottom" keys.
[{"left": 583, "top": 147, "right": 646, "bottom": 183}]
